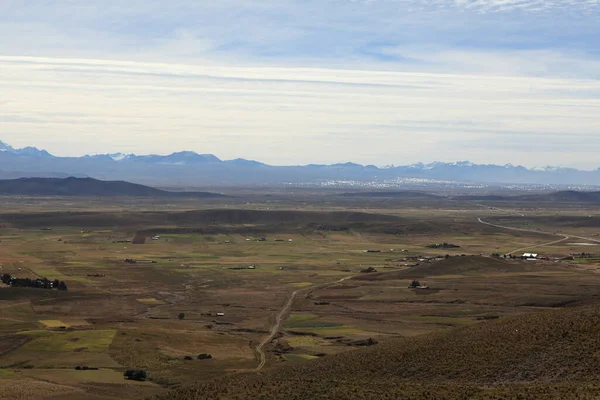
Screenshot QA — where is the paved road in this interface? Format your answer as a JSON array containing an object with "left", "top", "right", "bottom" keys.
[
  {"left": 478, "top": 216, "right": 600, "bottom": 254},
  {"left": 254, "top": 275, "right": 354, "bottom": 371}
]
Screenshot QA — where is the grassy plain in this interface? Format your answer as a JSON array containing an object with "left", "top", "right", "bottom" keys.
[{"left": 1, "top": 193, "right": 600, "bottom": 399}]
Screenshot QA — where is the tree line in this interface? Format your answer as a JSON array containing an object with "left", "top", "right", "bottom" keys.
[{"left": 1, "top": 274, "right": 68, "bottom": 291}]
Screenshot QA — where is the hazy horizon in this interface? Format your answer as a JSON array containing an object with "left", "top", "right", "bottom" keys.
[{"left": 1, "top": 1, "right": 599, "bottom": 168}]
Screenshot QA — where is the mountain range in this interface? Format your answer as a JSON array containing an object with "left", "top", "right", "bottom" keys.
[{"left": 0, "top": 140, "right": 599, "bottom": 187}]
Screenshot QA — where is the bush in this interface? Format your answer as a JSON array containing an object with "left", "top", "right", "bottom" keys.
[{"left": 124, "top": 369, "right": 147, "bottom": 381}]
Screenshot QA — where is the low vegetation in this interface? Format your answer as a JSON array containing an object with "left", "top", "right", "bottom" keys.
[
  {"left": 1, "top": 274, "right": 67, "bottom": 291},
  {"left": 154, "top": 306, "right": 600, "bottom": 399}
]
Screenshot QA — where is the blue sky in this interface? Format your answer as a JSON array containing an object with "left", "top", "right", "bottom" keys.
[{"left": 0, "top": 1, "right": 599, "bottom": 168}]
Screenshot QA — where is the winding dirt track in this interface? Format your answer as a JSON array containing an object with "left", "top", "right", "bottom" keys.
[{"left": 254, "top": 275, "right": 354, "bottom": 371}]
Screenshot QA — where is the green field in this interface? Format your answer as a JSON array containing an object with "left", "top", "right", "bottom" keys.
[{"left": 19, "top": 330, "right": 117, "bottom": 352}]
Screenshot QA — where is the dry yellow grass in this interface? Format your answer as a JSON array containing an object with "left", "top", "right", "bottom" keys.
[
  {"left": 137, "top": 298, "right": 164, "bottom": 304},
  {"left": 39, "top": 320, "right": 70, "bottom": 328},
  {"left": 62, "top": 319, "right": 91, "bottom": 327},
  {"left": 0, "top": 378, "right": 83, "bottom": 400},
  {"left": 285, "top": 336, "right": 320, "bottom": 347},
  {"left": 290, "top": 282, "right": 313, "bottom": 287},
  {"left": 20, "top": 330, "right": 117, "bottom": 352}
]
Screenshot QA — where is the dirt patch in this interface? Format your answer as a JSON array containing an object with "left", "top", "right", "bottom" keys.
[
  {"left": 413, "top": 289, "right": 441, "bottom": 295},
  {"left": 132, "top": 234, "right": 146, "bottom": 244},
  {"left": 317, "top": 295, "right": 362, "bottom": 300},
  {"left": 328, "top": 285, "right": 360, "bottom": 290},
  {"left": 0, "top": 336, "right": 28, "bottom": 355}
]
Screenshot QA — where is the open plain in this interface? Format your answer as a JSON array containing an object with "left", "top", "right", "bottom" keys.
[{"left": 1, "top": 190, "right": 600, "bottom": 399}]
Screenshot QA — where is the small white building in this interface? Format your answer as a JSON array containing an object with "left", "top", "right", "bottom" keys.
[{"left": 522, "top": 253, "right": 539, "bottom": 260}]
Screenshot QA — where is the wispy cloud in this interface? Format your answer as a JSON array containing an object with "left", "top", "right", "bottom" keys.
[
  {"left": 1, "top": 55, "right": 599, "bottom": 168},
  {"left": 0, "top": 1, "right": 598, "bottom": 167}
]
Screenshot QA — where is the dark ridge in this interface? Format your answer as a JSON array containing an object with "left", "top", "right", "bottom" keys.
[
  {"left": 0, "top": 177, "right": 225, "bottom": 198},
  {"left": 0, "top": 209, "right": 407, "bottom": 233},
  {"left": 517, "top": 190, "right": 600, "bottom": 203},
  {"left": 453, "top": 190, "right": 600, "bottom": 203}
]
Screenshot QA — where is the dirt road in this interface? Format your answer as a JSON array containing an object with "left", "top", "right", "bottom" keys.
[{"left": 254, "top": 275, "right": 354, "bottom": 371}]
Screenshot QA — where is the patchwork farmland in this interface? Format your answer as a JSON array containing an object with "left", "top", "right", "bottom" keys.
[{"left": 1, "top": 193, "right": 600, "bottom": 399}]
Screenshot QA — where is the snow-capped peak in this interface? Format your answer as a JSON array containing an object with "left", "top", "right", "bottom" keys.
[
  {"left": 531, "top": 165, "right": 572, "bottom": 172},
  {"left": 0, "top": 141, "right": 16, "bottom": 152},
  {"left": 108, "top": 153, "right": 133, "bottom": 161},
  {"left": 409, "top": 161, "right": 477, "bottom": 170}
]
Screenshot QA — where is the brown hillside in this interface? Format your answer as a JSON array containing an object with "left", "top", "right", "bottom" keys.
[
  {"left": 153, "top": 306, "right": 600, "bottom": 399},
  {"left": 404, "top": 255, "right": 535, "bottom": 276}
]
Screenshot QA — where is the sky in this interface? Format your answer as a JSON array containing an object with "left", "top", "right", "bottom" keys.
[{"left": 1, "top": 0, "right": 599, "bottom": 168}]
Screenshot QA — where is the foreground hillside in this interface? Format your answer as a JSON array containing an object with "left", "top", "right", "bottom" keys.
[{"left": 155, "top": 306, "right": 600, "bottom": 399}]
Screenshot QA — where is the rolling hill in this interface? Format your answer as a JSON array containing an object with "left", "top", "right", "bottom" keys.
[
  {"left": 153, "top": 305, "right": 600, "bottom": 399},
  {"left": 0, "top": 177, "right": 225, "bottom": 197}
]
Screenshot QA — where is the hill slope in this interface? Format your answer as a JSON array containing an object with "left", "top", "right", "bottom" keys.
[
  {"left": 352, "top": 256, "right": 537, "bottom": 282},
  {"left": 0, "top": 177, "right": 224, "bottom": 197},
  {"left": 154, "top": 305, "right": 600, "bottom": 399},
  {"left": 404, "top": 255, "right": 536, "bottom": 276},
  {"left": 0, "top": 209, "right": 408, "bottom": 233}
]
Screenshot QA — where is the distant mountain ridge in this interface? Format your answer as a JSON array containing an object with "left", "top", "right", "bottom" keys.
[
  {"left": 0, "top": 141, "right": 53, "bottom": 157},
  {"left": 0, "top": 177, "right": 225, "bottom": 197},
  {"left": 0, "top": 139, "right": 599, "bottom": 186}
]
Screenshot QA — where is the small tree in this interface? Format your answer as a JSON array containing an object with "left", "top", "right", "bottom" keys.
[
  {"left": 1, "top": 273, "right": 11, "bottom": 284},
  {"left": 408, "top": 280, "right": 421, "bottom": 288},
  {"left": 178, "top": 313, "right": 185, "bottom": 320}
]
